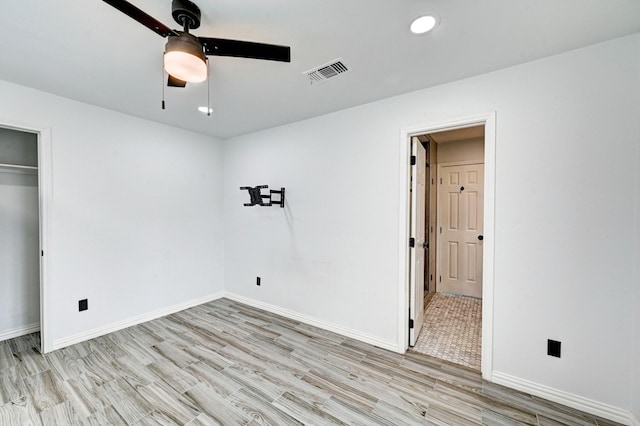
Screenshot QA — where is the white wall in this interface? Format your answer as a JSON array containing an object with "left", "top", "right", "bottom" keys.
[
  {"left": 633, "top": 132, "right": 640, "bottom": 422},
  {"left": 0, "top": 80, "right": 225, "bottom": 347},
  {"left": 0, "top": 128, "right": 40, "bottom": 337},
  {"left": 224, "top": 33, "right": 640, "bottom": 413}
]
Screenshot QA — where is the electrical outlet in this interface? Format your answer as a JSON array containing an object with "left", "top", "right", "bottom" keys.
[
  {"left": 256, "top": 277, "right": 261, "bottom": 286},
  {"left": 547, "top": 339, "right": 561, "bottom": 358},
  {"left": 79, "top": 299, "right": 88, "bottom": 312}
]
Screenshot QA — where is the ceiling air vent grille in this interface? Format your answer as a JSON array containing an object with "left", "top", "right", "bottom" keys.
[{"left": 303, "top": 59, "right": 349, "bottom": 84}]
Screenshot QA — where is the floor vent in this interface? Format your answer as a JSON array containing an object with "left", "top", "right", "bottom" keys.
[{"left": 303, "top": 59, "right": 349, "bottom": 84}]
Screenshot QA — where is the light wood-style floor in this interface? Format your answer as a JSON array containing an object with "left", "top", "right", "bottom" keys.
[{"left": 0, "top": 299, "right": 622, "bottom": 425}]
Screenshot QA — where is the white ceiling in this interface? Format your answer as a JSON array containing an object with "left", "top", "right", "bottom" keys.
[{"left": 1, "top": 1, "right": 639, "bottom": 139}]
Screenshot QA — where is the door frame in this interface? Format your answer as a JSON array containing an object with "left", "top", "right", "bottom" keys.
[
  {"left": 0, "top": 119, "right": 52, "bottom": 354},
  {"left": 398, "top": 111, "right": 496, "bottom": 380}
]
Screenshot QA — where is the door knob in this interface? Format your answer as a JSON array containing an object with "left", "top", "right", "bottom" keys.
[{"left": 478, "top": 235, "right": 484, "bottom": 241}]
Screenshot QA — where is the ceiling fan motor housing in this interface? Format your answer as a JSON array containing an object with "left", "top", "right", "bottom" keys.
[{"left": 172, "top": 0, "right": 201, "bottom": 30}]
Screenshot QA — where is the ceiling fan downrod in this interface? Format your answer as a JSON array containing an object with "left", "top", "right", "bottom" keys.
[{"left": 171, "top": 0, "right": 201, "bottom": 31}]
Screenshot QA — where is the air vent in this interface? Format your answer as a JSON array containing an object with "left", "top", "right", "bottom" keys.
[{"left": 303, "top": 58, "right": 349, "bottom": 84}]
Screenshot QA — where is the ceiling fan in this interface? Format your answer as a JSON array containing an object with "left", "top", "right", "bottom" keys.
[{"left": 102, "top": 0, "right": 291, "bottom": 88}]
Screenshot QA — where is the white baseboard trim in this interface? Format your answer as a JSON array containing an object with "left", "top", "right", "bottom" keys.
[
  {"left": 492, "top": 371, "right": 634, "bottom": 425},
  {"left": 0, "top": 323, "right": 40, "bottom": 342},
  {"left": 223, "top": 292, "right": 401, "bottom": 353},
  {"left": 51, "top": 292, "right": 225, "bottom": 352}
]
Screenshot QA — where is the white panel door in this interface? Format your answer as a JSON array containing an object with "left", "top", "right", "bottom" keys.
[
  {"left": 437, "top": 163, "right": 484, "bottom": 298},
  {"left": 409, "top": 138, "right": 426, "bottom": 345}
]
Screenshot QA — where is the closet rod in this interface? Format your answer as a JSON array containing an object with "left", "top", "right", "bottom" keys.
[{"left": 0, "top": 163, "right": 38, "bottom": 170}]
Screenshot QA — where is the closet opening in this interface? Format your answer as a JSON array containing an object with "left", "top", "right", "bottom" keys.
[{"left": 0, "top": 126, "right": 44, "bottom": 352}]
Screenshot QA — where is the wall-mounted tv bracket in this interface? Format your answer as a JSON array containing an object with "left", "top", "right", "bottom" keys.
[{"left": 240, "top": 185, "right": 285, "bottom": 208}]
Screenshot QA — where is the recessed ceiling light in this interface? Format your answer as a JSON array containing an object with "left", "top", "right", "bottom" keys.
[
  {"left": 410, "top": 15, "right": 438, "bottom": 34},
  {"left": 198, "top": 106, "right": 213, "bottom": 114}
]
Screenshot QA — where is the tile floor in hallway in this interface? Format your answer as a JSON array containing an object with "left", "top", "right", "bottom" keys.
[{"left": 412, "top": 292, "right": 482, "bottom": 371}]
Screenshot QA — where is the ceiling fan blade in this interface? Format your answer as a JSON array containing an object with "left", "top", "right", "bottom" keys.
[
  {"left": 199, "top": 38, "right": 291, "bottom": 62},
  {"left": 167, "top": 75, "right": 187, "bottom": 88},
  {"left": 102, "top": 0, "right": 178, "bottom": 37}
]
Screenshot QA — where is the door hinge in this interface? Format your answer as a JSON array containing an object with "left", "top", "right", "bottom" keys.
[
  {"left": 410, "top": 155, "right": 416, "bottom": 166},
  {"left": 439, "top": 276, "right": 442, "bottom": 283},
  {"left": 426, "top": 162, "right": 430, "bottom": 168},
  {"left": 409, "top": 318, "right": 414, "bottom": 329},
  {"left": 409, "top": 237, "right": 415, "bottom": 248},
  {"left": 440, "top": 178, "right": 443, "bottom": 184},
  {"left": 41, "top": 250, "right": 44, "bottom": 257}
]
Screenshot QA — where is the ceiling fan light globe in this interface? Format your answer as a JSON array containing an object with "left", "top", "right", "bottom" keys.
[
  {"left": 164, "top": 51, "right": 207, "bottom": 82},
  {"left": 164, "top": 33, "right": 207, "bottom": 83}
]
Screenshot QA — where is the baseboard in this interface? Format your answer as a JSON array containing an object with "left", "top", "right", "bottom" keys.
[
  {"left": 51, "top": 292, "right": 225, "bottom": 352},
  {"left": 0, "top": 323, "right": 40, "bottom": 342},
  {"left": 492, "top": 371, "right": 634, "bottom": 425},
  {"left": 223, "top": 292, "right": 400, "bottom": 353}
]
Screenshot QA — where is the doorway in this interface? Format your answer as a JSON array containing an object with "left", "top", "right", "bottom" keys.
[
  {"left": 413, "top": 127, "right": 484, "bottom": 370},
  {"left": 0, "top": 123, "right": 51, "bottom": 353},
  {"left": 400, "top": 112, "right": 496, "bottom": 379}
]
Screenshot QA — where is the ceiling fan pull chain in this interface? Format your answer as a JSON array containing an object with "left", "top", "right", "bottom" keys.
[
  {"left": 207, "top": 58, "right": 211, "bottom": 116},
  {"left": 161, "top": 56, "right": 166, "bottom": 110}
]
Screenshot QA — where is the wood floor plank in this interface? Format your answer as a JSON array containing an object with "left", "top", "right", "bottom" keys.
[
  {"left": 256, "top": 367, "right": 332, "bottom": 407},
  {"left": 23, "top": 370, "right": 66, "bottom": 413},
  {"left": 183, "top": 382, "right": 249, "bottom": 425},
  {"left": 39, "top": 400, "right": 78, "bottom": 426},
  {"left": 8, "top": 334, "right": 37, "bottom": 354},
  {"left": 482, "top": 410, "right": 531, "bottom": 425},
  {"left": 102, "top": 378, "right": 154, "bottom": 424},
  {"left": 0, "top": 365, "right": 26, "bottom": 405},
  {"left": 0, "top": 342, "right": 17, "bottom": 370},
  {"left": 133, "top": 410, "right": 179, "bottom": 426},
  {"left": 435, "top": 379, "right": 537, "bottom": 425},
  {"left": 16, "top": 348, "right": 50, "bottom": 378},
  {"left": 119, "top": 339, "right": 161, "bottom": 366},
  {"left": 272, "top": 391, "right": 346, "bottom": 426},
  {"left": 60, "top": 376, "right": 106, "bottom": 420},
  {"left": 425, "top": 403, "right": 482, "bottom": 426},
  {"left": 146, "top": 358, "right": 201, "bottom": 395},
  {"left": 371, "top": 399, "right": 431, "bottom": 425},
  {"left": 184, "top": 362, "right": 242, "bottom": 399},
  {"left": 301, "top": 370, "right": 378, "bottom": 413},
  {"left": 80, "top": 351, "right": 118, "bottom": 387},
  {"left": 183, "top": 345, "right": 234, "bottom": 371},
  {"left": 184, "top": 412, "right": 221, "bottom": 426},
  {"left": 226, "top": 387, "right": 302, "bottom": 425},
  {"left": 79, "top": 405, "right": 126, "bottom": 426},
  {"left": 136, "top": 382, "right": 200, "bottom": 424},
  {"left": 219, "top": 364, "right": 285, "bottom": 402},
  {"left": 320, "top": 395, "right": 395, "bottom": 426},
  {"left": 0, "top": 396, "right": 42, "bottom": 426},
  {"left": 45, "top": 350, "right": 83, "bottom": 382},
  {"left": 151, "top": 341, "right": 198, "bottom": 369}
]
